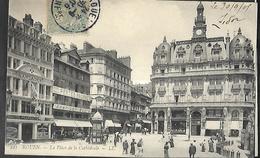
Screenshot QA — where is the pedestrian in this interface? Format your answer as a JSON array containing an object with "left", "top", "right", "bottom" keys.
[
  {"left": 164, "top": 142, "right": 169, "bottom": 158},
  {"left": 123, "top": 140, "right": 129, "bottom": 154},
  {"left": 52, "top": 131, "right": 56, "bottom": 143},
  {"left": 114, "top": 133, "right": 117, "bottom": 147},
  {"left": 137, "top": 138, "right": 143, "bottom": 157},
  {"left": 130, "top": 139, "right": 136, "bottom": 156},
  {"left": 189, "top": 143, "right": 196, "bottom": 158},
  {"left": 208, "top": 138, "right": 214, "bottom": 152},
  {"left": 200, "top": 139, "right": 206, "bottom": 152},
  {"left": 125, "top": 130, "right": 127, "bottom": 136},
  {"left": 169, "top": 137, "right": 174, "bottom": 148}
]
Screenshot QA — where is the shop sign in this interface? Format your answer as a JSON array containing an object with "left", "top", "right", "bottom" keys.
[
  {"left": 7, "top": 115, "right": 51, "bottom": 121},
  {"left": 53, "top": 104, "right": 91, "bottom": 113},
  {"left": 53, "top": 86, "right": 91, "bottom": 101}
]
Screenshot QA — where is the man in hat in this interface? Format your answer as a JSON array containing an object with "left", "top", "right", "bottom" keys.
[{"left": 122, "top": 140, "right": 129, "bottom": 154}]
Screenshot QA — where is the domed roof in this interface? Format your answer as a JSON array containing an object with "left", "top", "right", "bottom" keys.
[
  {"left": 230, "top": 28, "right": 252, "bottom": 51},
  {"left": 92, "top": 111, "right": 103, "bottom": 121},
  {"left": 157, "top": 36, "right": 171, "bottom": 52},
  {"left": 197, "top": 1, "right": 204, "bottom": 10}
]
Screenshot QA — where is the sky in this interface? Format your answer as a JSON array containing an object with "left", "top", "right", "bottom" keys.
[{"left": 9, "top": 0, "right": 257, "bottom": 84}]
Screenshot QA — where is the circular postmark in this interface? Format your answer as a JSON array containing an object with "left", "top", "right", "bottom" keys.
[{"left": 51, "top": 0, "right": 100, "bottom": 32}]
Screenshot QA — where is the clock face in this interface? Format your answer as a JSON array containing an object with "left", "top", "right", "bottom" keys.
[{"left": 196, "top": 29, "right": 202, "bottom": 35}]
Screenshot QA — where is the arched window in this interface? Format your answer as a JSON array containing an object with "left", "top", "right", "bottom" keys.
[{"left": 232, "top": 110, "right": 239, "bottom": 118}]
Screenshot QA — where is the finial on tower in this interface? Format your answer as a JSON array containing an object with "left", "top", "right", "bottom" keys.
[
  {"left": 238, "top": 27, "right": 242, "bottom": 35},
  {"left": 163, "top": 36, "right": 167, "bottom": 42},
  {"left": 197, "top": 1, "right": 204, "bottom": 10}
]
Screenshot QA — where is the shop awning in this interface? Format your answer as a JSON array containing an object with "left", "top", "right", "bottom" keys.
[
  {"left": 54, "top": 119, "right": 78, "bottom": 127},
  {"left": 105, "top": 120, "right": 114, "bottom": 127},
  {"left": 75, "top": 121, "right": 93, "bottom": 127},
  {"left": 135, "top": 123, "right": 141, "bottom": 128},
  {"left": 230, "top": 121, "right": 240, "bottom": 129},
  {"left": 114, "top": 123, "right": 122, "bottom": 128},
  {"left": 142, "top": 120, "right": 151, "bottom": 124},
  {"left": 205, "top": 121, "right": 220, "bottom": 130}
]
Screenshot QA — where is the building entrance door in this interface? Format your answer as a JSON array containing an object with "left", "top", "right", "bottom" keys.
[
  {"left": 191, "top": 111, "right": 201, "bottom": 136},
  {"left": 22, "top": 123, "right": 33, "bottom": 142}
]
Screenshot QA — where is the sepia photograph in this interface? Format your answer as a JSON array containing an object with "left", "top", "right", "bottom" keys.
[{"left": 2, "top": 0, "right": 258, "bottom": 157}]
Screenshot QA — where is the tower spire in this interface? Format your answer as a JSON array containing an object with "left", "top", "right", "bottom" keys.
[
  {"left": 238, "top": 27, "right": 242, "bottom": 35},
  {"left": 163, "top": 36, "right": 167, "bottom": 42}
]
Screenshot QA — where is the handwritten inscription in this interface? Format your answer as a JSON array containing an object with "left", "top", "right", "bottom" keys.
[{"left": 211, "top": 2, "right": 252, "bottom": 29}]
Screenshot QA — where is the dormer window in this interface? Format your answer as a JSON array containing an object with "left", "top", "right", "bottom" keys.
[
  {"left": 176, "top": 46, "right": 186, "bottom": 58},
  {"left": 162, "top": 46, "right": 165, "bottom": 49},
  {"left": 178, "top": 54, "right": 184, "bottom": 58},
  {"left": 161, "top": 55, "right": 165, "bottom": 59},
  {"left": 211, "top": 43, "right": 222, "bottom": 55},
  {"left": 194, "top": 44, "right": 203, "bottom": 57}
]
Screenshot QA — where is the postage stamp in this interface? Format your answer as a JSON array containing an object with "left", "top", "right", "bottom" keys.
[{"left": 49, "top": 0, "right": 100, "bottom": 33}]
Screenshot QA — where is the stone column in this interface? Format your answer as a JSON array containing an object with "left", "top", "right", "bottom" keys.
[
  {"left": 223, "top": 107, "right": 229, "bottom": 136},
  {"left": 43, "top": 104, "right": 46, "bottom": 115},
  {"left": 167, "top": 107, "right": 171, "bottom": 132},
  {"left": 155, "top": 111, "right": 158, "bottom": 133},
  {"left": 18, "top": 100, "right": 22, "bottom": 113},
  {"left": 9, "top": 77, "right": 13, "bottom": 91},
  {"left": 18, "top": 123, "right": 22, "bottom": 140},
  {"left": 164, "top": 112, "right": 167, "bottom": 133},
  {"left": 186, "top": 107, "right": 190, "bottom": 136},
  {"left": 43, "top": 85, "right": 46, "bottom": 100},
  {"left": 11, "top": 36, "right": 14, "bottom": 49},
  {"left": 49, "top": 104, "right": 52, "bottom": 115},
  {"left": 201, "top": 107, "right": 206, "bottom": 136},
  {"left": 238, "top": 109, "right": 244, "bottom": 137},
  {"left": 21, "top": 41, "right": 24, "bottom": 53},
  {"left": 10, "top": 58, "right": 14, "bottom": 69},
  {"left": 48, "top": 124, "right": 52, "bottom": 139},
  {"left": 32, "top": 123, "right": 38, "bottom": 140},
  {"left": 18, "top": 79, "right": 23, "bottom": 96}
]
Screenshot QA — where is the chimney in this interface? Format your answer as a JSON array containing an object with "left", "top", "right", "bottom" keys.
[
  {"left": 23, "top": 14, "right": 34, "bottom": 26},
  {"left": 70, "top": 43, "right": 77, "bottom": 50},
  {"left": 83, "top": 41, "right": 94, "bottom": 52},
  {"left": 34, "top": 21, "right": 43, "bottom": 33},
  {"left": 119, "top": 56, "right": 131, "bottom": 68},
  {"left": 109, "top": 50, "right": 117, "bottom": 58}
]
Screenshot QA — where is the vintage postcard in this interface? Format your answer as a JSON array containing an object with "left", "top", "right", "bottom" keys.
[{"left": 4, "top": 0, "right": 258, "bottom": 157}]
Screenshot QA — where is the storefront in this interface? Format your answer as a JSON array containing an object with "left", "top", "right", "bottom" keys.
[
  {"left": 205, "top": 120, "right": 221, "bottom": 136},
  {"left": 171, "top": 110, "right": 186, "bottom": 134},
  {"left": 53, "top": 119, "right": 92, "bottom": 139},
  {"left": 142, "top": 120, "right": 151, "bottom": 132},
  {"left": 6, "top": 115, "right": 53, "bottom": 142}
]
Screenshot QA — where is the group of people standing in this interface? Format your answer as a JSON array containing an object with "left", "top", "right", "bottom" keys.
[
  {"left": 163, "top": 135, "right": 175, "bottom": 158},
  {"left": 123, "top": 138, "right": 144, "bottom": 157}
]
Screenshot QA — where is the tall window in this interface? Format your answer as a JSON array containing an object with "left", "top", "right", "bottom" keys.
[
  {"left": 39, "top": 84, "right": 44, "bottom": 99},
  {"left": 47, "top": 52, "right": 52, "bottom": 62},
  {"left": 7, "top": 57, "right": 12, "bottom": 68},
  {"left": 11, "top": 100, "right": 18, "bottom": 112},
  {"left": 8, "top": 36, "right": 12, "bottom": 48},
  {"left": 40, "top": 49, "right": 46, "bottom": 61},
  {"left": 231, "top": 110, "right": 239, "bottom": 119},
  {"left": 32, "top": 45, "right": 38, "bottom": 58},
  {"left": 13, "top": 78, "right": 19, "bottom": 94},
  {"left": 13, "top": 58, "right": 20, "bottom": 69},
  {"left": 14, "top": 39, "right": 21, "bottom": 52},
  {"left": 45, "top": 104, "right": 50, "bottom": 115},
  {"left": 22, "top": 80, "right": 29, "bottom": 96},
  {"left": 21, "top": 101, "right": 34, "bottom": 114},
  {"left": 24, "top": 43, "right": 30, "bottom": 55}
]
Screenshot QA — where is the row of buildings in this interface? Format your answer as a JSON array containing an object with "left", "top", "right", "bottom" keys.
[{"left": 5, "top": 14, "right": 152, "bottom": 142}]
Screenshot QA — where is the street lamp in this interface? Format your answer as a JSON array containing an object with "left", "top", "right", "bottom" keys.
[{"left": 6, "top": 89, "right": 13, "bottom": 112}]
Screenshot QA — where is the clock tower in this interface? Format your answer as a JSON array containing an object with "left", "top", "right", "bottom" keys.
[{"left": 192, "top": 2, "right": 207, "bottom": 40}]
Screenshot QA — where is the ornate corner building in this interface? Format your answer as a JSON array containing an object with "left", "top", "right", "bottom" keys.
[
  {"left": 6, "top": 14, "right": 55, "bottom": 142},
  {"left": 150, "top": 2, "right": 255, "bottom": 137}
]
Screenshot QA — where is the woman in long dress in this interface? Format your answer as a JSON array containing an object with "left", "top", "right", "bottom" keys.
[
  {"left": 164, "top": 142, "right": 169, "bottom": 158},
  {"left": 130, "top": 139, "right": 136, "bottom": 155}
]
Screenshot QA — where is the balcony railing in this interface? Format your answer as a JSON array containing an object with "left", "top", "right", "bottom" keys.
[
  {"left": 231, "top": 84, "right": 241, "bottom": 91},
  {"left": 190, "top": 85, "right": 204, "bottom": 91},
  {"left": 244, "top": 83, "right": 252, "bottom": 91},
  {"left": 208, "top": 84, "right": 223, "bottom": 92}
]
